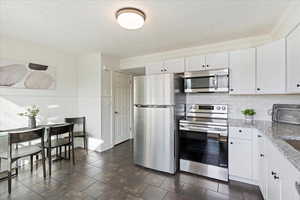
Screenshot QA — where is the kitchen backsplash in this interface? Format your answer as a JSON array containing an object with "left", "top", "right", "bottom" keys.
[{"left": 187, "top": 94, "right": 300, "bottom": 121}]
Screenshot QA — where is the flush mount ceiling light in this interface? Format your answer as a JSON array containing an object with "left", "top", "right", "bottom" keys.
[{"left": 116, "top": 7, "right": 146, "bottom": 30}]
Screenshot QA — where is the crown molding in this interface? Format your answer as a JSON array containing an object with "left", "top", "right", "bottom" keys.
[
  {"left": 120, "top": 34, "right": 271, "bottom": 69},
  {"left": 271, "top": 2, "right": 300, "bottom": 39}
]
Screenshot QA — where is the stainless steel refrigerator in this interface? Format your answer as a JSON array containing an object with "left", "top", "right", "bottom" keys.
[{"left": 133, "top": 73, "right": 185, "bottom": 174}]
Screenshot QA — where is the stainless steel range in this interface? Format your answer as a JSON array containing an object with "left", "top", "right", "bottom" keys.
[{"left": 179, "top": 104, "right": 228, "bottom": 181}]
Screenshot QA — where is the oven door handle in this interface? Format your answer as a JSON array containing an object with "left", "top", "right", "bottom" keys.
[{"left": 179, "top": 126, "right": 227, "bottom": 136}]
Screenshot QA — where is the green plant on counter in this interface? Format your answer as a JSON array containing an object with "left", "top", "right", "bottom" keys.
[
  {"left": 18, "top": 105, "right": 40, "bottom": 117},
  {"left": 241, "top": 109, "right": 256, "bottom": 116}
]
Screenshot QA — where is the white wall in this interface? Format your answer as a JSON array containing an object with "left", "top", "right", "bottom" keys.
[
  {"left": 187, "top": 93, "right": 300, "bottom": 121},
  {"left": 0, "top": 37, "right": 78, "bottom": 130},
  {"left": 101, "top": 55, "right": 120, "bottom": 150},
  {"left": 77, "top": 53, "right": 104, "bottom": 151}
]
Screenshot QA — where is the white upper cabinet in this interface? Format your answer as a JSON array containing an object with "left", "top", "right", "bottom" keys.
[
  {"left": 145, "top": 58, "right": 184, "bottom": 75},
  {"left": 145, "top": 61, "right": 164, "bottom": 75},
  {"left": 287, "top": 25, "right": 300, "bottom": 93},
  {"left": 163, "top": 58, "right": 185, "bottom": 73},
  {"left": 205, "top": 52, "right": 229, "bottom": 70},
  {"left": 229, "top": 48, "right": 256, "bottom": 94},
  {"left": 185, "top": 55, "right": 206, "bottom": 72},
  {"left": 256, "top": 39, "right": 286, "bottom": 94}
]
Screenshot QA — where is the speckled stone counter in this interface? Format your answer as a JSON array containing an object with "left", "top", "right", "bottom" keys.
[{"left": 229, "top": 119, "right": 300, "bottom": 172}]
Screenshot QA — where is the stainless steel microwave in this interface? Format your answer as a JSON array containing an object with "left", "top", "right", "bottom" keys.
[{"left": 183, "top": 68, "right": 229, "bottom": 93}]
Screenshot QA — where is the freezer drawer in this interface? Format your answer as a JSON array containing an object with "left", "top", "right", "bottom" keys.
[{"left": 134, "top": 106, "right": 175, "bottom": 174}]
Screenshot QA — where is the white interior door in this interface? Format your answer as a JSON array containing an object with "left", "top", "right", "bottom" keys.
[{"left": 114, "top": 72, "right": 132, "bottom": 145}]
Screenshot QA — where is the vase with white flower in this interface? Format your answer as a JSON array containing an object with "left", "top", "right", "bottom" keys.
[{"left": 18, "top": 105, "right": 40, "bottom": 128}]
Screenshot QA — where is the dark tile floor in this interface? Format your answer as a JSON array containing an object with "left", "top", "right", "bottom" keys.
[{"left": 0, "top": 140, "right": 263, "bottom": 200}]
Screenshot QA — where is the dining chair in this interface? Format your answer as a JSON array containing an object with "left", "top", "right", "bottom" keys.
[
  {"left": 0, "top": 128, "right": 46, "bottom": 194},
  {"left": 46, "top": 123, "right": 75, "bottom": 176},
  {"left": 64, "top": 117, "right": 87, "bottom": 151}
]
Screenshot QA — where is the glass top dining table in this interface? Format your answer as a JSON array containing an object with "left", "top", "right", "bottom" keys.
[{"left": 0, "top": 123, "right": 69, "bottom": 178}]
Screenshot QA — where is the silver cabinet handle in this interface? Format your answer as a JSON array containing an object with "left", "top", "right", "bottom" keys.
[{"left": 295, "top": 182, "right": 300, "bottom": 196}]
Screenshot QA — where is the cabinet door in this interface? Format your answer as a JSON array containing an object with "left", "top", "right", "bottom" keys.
[
  {"left": 267, "top": 170, "right": 282, "bottom": 200},
  {"left": 255, "top": 133, "right": 267, "bottom": 199},
  {"left": 256, "top": 39, "right": 286, "bottom": 94},
  {"left": 164, "top": 58, "right": 185, "bottom": 73},
  {"left": 287, "top": 25, "right": 300, "bottom": 93},
  {"left": 205, "top": 52, "right": 229, "bottom": 70},
  {"left": 229, "top": 48, "right": 256, "bottom": 94},
  {"left": 185, "top": 55, "right": 206, "bottom": 72},
  {"left": 266, "top": 140, "right": 282, "bottom": 200},
  {"left": 145, "top": 61, "right": 164, "bottom": 75},
  {"left": 229, "top": 138, "right": 252, "bottom": 179},
  {"left": 280, "top": 159, "right": 300, "bottom": 200}
]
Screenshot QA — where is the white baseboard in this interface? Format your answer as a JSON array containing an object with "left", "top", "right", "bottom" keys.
[
  {"left": 229, "top": 175, "right": 258, "bottom": 186},
  {"left": 87, "top": 137, "right": 113, "bottom": 152}
]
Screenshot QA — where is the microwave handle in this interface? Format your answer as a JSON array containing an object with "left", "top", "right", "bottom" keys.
[{"left": 214, "top": 74, "right": 218, "bottom": 89}]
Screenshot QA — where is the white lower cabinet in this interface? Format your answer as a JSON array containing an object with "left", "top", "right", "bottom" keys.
[
  {"left": 229, "top": 138, "right": 252, "bottom": 180},
  {"left": 255, "top": 132, "right": 267, "bottom": 199},
  {"left": 229, "top": 127, "right": 253, "bottom": 182},
  {"left": 229, "top": 126, "right": 300, "bottom": 200},
  {"left": 281, "top": 159, "right": 300, "bottom": 200},
  {"left": 266, "top": 139, "right": 282, "bottom": 200}
]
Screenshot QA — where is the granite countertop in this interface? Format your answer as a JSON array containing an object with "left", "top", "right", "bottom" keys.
[{"left": 229, "top": 119, "right": 300, "bottom": 172}]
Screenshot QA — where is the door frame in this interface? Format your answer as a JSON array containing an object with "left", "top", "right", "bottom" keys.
[{"left": 112, "top": 71, "right": 133, "bottom": 146}]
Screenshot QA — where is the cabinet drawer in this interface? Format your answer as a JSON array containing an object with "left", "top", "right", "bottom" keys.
[{"left": 229, "top": 127, "right": 252, "bottom": 140}]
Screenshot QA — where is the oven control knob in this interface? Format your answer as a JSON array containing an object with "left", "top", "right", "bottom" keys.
[
  {"left": 222, "top": 106, "right": 226, "bottom": 110},
  {"left": 216, "top": 106, "right": 221, "bottom": 110}
]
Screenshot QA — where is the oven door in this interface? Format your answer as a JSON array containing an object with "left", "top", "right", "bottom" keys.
[{"left": 179, "top": 130, "right": 228, "bottom": 168}]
